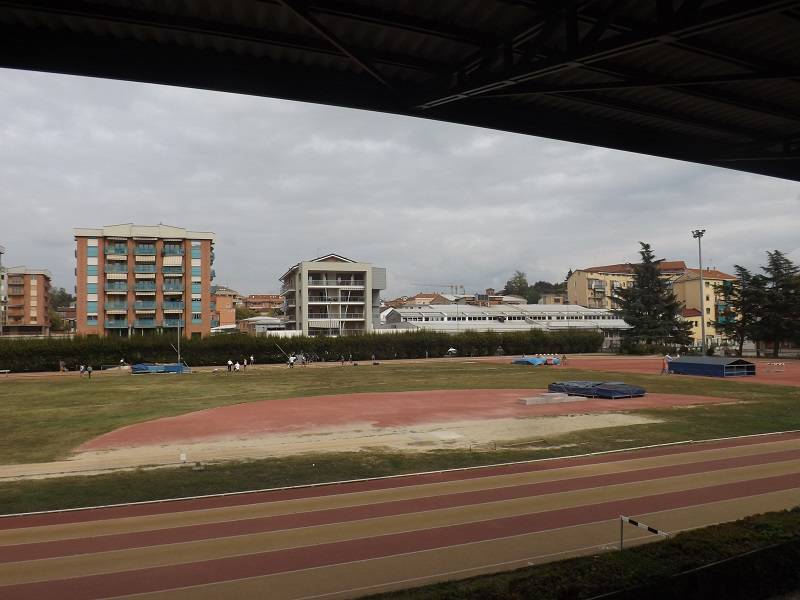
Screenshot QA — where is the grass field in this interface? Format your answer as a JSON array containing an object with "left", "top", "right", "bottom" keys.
[
  {"left": 2, "top": 360, "right": 800, "bottom": 513},
  {"left": 1, "top": 361, "right": 798, "bottom": 465}
]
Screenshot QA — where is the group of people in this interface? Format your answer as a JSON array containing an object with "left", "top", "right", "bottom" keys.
[
  {"left": 227, "top": 355, "right": 255, "bottom": 373},
  {"left": 78, "top": 364, "right": 93, "bottom": 378}
]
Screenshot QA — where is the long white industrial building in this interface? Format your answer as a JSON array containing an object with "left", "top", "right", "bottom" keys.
[{"left": 381, "top": 304, "right": 630, "bottom": 347}]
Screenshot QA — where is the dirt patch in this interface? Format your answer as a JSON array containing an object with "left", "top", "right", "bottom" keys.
[{"left": 0, "top": 388, "right": 737, "bottom": 481}]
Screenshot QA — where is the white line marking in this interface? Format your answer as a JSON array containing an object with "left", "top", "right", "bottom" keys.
[{"left": 2, "top": 429, "right": 799, "bottom": 519}]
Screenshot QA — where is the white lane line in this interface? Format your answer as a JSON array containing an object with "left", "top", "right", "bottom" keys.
[
  {"left": 102, "top": 487, "right": 800, "bottom": 600},
  {"left": 3, "top": 429, "right": 799, "bottom": 520}
]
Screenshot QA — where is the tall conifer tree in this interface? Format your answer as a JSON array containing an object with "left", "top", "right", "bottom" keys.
[{"left": 614, "top": 243, "right": 692, "bottom": 347}]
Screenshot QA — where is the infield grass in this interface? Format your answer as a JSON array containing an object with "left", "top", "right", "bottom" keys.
[{"left": 0, "top": 359, "right": 798, "bottom": 465}]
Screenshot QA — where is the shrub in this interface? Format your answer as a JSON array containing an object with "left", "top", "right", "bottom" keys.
[{"left": 0, "top": 330, "right": 604, "bottom": 372}]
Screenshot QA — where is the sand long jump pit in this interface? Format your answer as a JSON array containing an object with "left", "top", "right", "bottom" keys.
[{"left": 1, "top": 388, "right": 727, "bottom": 478}]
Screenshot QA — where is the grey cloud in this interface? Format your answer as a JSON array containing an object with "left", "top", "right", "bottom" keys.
[{"left": 1, "top": 67, "right": 799, "bottom": 297}]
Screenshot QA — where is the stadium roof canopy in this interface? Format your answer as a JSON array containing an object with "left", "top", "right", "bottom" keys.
[{"left": 2, "top": 0, "right": 800, "bottom": 181}]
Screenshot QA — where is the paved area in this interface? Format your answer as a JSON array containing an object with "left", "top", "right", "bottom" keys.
[{"left": 1, "top": 432, "right": 799, "bottom": 599}]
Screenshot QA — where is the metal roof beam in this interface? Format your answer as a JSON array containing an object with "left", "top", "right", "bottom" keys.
[
  {"left": 418, "top": 0, "right": 800, "bottom": 109},
  {"left": 277, "top": 0, "right": 392, "bottom": 90},
  {"left": 302, "top": 1, "right": 498, "bottom": 47},
  {"left": 480, "top": 71, "right": 800, "bottom": 95},
  {"left": 546, "top": 92, "right": 763, "bottom": 140},
  {"left": 0, "top": 0, "right": 449, "bottom": 75}
]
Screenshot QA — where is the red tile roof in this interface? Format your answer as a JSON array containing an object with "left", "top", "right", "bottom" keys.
[
  {"left": 681, "top": 308, "right": 703, "bottom": 317},
  {"left": 584, "top": 260, "right": 687, "bottom": 274},
  {"left": 681, "top": 268, "right": 737, "bottom": 280}
]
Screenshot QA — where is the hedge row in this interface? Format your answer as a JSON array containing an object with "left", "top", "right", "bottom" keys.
[{"left": 0, "top": 330, "right": 604, "bottom": 372}]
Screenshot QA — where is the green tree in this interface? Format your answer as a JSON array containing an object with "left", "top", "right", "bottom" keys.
[
  {"left": 235, "top": 306, "right": 259, "bottom": 321},
  {"left": 755, "top": 250, "right": 800, "bottom": 357},
  {"left": 614, "top": 242, "right": 692, "bottom": 347},
  {"left": 503, "top": 270, "right": 529, "bottom": 297},
  {"left": 50, "top": 287, "right": 75, "bottom": 309},
  {"left": 48, "top": 309, "right": 66, "bottom": 332},
  {"left": 716, "top": 266, "right": 766, "bottom": 357}
]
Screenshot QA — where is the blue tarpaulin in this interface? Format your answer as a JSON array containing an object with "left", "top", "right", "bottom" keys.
[
  {"left": 512, "top": 357, "right": 561, "bottom": 366},
  {"left": 548, "top": 381, "right": 646, "bottom": 398},
  {"left": 131, "top": 363, "right": 189, "bottom": 374}
]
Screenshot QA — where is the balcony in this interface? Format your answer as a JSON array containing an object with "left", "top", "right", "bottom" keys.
[
  {"left": 104, "top": 301, "right": 127, "bottom": 310},
  {"left": 134, "top": 245, "right": 156, "bottom": 255},
  {"left": 104, "top": 283, "right": 128, "bottom": 293},
  {"left": 134, "top": 264, "right": 157, "bottom": 274},
  {"left": 134, "top": 300, "right": 156, "bottom": 310},
  {"left": 162, "top": 301, "right": 184, "bottom": 310},
  {"left": 162, "top": 266, "right": 183, "bottom": 275},
  {"left": 104, "top": 320, "right": 128, "bottom": 329},
  {"left": 307, "top": 279, "right": 365, "bottom": 287},
  {"left": 134, "top": 282, "right": 156, "bottom": 292},
  {"left": 8, "top": 288, "right": 24, "bottom": 296},
  {"left": 134, "top": 319, "right": 157, "bottom": 328},
  {"left": 105, "top": 264, "right": 128, "bottom": 273},
  {"left": 163, "top": 283, "right": 184, "bottom": 293},
  {"left": 162, "top": 318, "right": 185, "bottom": 328},
  {"left": 162, "top": 246, "right": 185, "bottom": 256},
  {"left": 104, "top": 245, "right": 128, "bottom": 255}
]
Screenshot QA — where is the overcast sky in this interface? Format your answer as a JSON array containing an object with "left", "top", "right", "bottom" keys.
[{"left": 1, "top": 67, "right": 799, "bottom": 298}]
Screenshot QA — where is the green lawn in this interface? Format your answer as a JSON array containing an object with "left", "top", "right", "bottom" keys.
[
  {"left": 1, "top": 361, "right": 800, "bottom": 513},
  {"left": 0, "top": 361, "right": 798, "bottom": 465}
]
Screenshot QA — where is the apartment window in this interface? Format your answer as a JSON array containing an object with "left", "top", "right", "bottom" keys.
[
  {"left": 30, "top": 276, "right": 37, "bottom": 284},
  {"left": 706, "top": 307, "right": 711, "bottom": 314},
  {"left": 191, "top": 300, "right": 202, "bottom": 312},
  {"left": 706, "top": 295, "right": 710, "bottom": 301},
  {"left": 30, "top": 316, "right": 37, "bottom": 323},
  {"left": 30, "top": 299, "right": 37, "bottom": 307},
  {"left": 191, "top": 247, "right": 202, "bottom": 259},
  {"left": 87, "top": 265, "right": 98, "bottom": 276},
  {"left": 87, "top": 301, "right": 98, "bottom": 313},
  {"left": 87, "top": 283, "right": 98, "bottom": 294},
  {"left": 87, "top": 317, "right": 98, "bottom": 326},
  {"left": 191, "top": 266, "right": 201, "bottom": 277},
  {"left": 87, "top": 246, "right": 98, "bottom": 258},
  {"left": 191, "top": 283, "right": 201, "bottom": 294},
  {"left": 192, "top": 313, "right": 202, "bottom": 323}
]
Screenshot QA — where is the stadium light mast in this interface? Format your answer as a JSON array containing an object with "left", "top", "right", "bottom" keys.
[{"left": 691, "top": 229, "right": 707, "bottom": 354}]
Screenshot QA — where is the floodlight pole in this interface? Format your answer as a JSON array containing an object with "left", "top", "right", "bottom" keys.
[{"left": 692, "top": 229, "right": 707, "bottom": 354}]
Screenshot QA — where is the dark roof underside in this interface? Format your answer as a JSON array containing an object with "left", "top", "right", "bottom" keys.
[{"left": 2, "top": 0, "right": 799, "bottom": 181}]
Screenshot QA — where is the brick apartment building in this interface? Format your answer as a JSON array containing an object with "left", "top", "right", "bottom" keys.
[
  {"left": 0, "top": 266, "right": 52, "bottom": 335},
  {"left": 244, "top": 294, "right": 283, "bottom": 313},
  {"left": 74, "top": 224, "right": 215, "bottom": 338}
]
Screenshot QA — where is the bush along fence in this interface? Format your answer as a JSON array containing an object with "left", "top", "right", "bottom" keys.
[{"left": 0, "top": 330, "right": 604, "bottom": 372}]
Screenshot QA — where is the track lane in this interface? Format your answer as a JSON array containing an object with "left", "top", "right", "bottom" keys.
[
  {"left": 2, "top": 471, "right": 800, "bottom": 600},
  {"left": 5, "top": 431, "right": 799, "bottom": 532},
  {"left": 3, "top": 447, "right": 800, "bottom": 564}
]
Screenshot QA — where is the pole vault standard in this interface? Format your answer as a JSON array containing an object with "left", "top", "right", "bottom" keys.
[{"left": 619, "top": 515, "right": 671, "bottom": 550}]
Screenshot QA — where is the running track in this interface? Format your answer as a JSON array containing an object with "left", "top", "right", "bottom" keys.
[{"left": 2, "top": 432, "right": 800, "bottom": 599}]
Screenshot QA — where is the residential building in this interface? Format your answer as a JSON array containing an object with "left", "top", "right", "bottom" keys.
[
  {"left": 383, "top": 304, "right": 630, "bottom": 349},
  {"left": 74, "top": 224, "right": 215, "bottom": 338},
  {"left": 212, "top": 285, "right": 244, "bottom": 307},
  {"left": 673, "top": 268, "right": 738, "bottom": 347},
  {"left": 1, "top": 267, "right": 52, "bottom": 335},
  {"left": 211, "top": 290, "right": 236, "bottom": 329},
  {"left": 244, "top": 294, "right": 283, "bottom": 313},
  {"left": 567, "top": 261, "right": 688, "bottom": 309},
  {"left": 280, "top": 253, "right": 386, "bottom": 336},
  {"left": 237, "top": 316, "right": 288, "bottom": 335},
  {"left": 54, "top": 305, "right": 77, "bottom": 333},
  {"left": 538, "top": 292, "right": 568, "bottom": 305}
]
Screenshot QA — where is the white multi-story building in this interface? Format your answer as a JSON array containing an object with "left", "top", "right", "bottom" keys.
[{"left": 280, "top": 254, "right": 386, "bottom": 336}]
